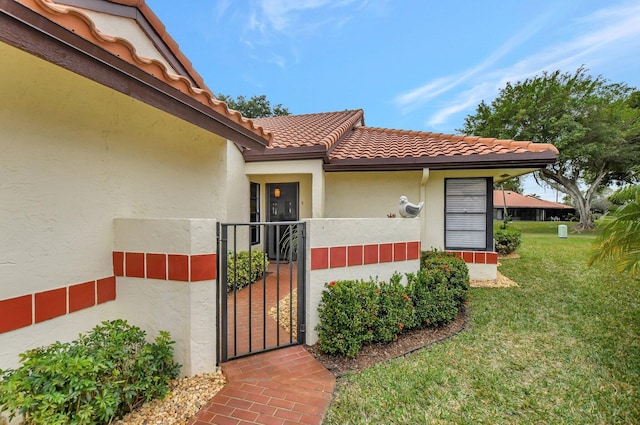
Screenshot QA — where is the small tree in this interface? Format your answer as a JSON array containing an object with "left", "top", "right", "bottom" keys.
[
  {"left": 589, "top": 183, "right": 640, "bottom": 278},
  {"left": 216, "top": 93, "right": 290, "bottom": 118}
]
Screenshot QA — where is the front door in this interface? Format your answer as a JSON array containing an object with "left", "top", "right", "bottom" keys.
[{"left": 266, "top": 183, "right": 299, "bottom": 260}]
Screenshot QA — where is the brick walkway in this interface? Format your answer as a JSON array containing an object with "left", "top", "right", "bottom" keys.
[
  {"left": 187, "top": 345, "right": 335, "bottom": 425},
  {"left": 225, "top": 262, "right": 299, "bottom": 359}
]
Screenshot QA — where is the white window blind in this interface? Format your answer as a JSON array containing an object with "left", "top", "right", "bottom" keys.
[{"left": 445, "top": 178, "right": 488, "bottom": 250}]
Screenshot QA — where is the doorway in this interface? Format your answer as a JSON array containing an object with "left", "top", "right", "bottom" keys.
[{"left": 266, "top": 183, "right": 299, "bottom": 260}]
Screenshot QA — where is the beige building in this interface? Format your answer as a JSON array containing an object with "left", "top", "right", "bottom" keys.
[{"left": 1, "top": 0, "right": 558, "bottom": 377}]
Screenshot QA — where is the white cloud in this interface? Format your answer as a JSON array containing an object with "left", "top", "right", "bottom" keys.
[
  {"left": 394, "top": 7, "right": 554, "bottom": 114},
  {"left": 245, "top": 0, "right": 375, "bottom": 37},
  {"left": 398, "top": 1, "right": 640, "bottom": 130}
]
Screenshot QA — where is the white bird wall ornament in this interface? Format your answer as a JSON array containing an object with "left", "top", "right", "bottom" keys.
[{"left": 398, "top": 196, "right": 424, "bottom": 218}]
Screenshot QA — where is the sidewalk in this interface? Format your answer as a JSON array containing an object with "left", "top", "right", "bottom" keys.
[{"left": 187, "top": 345, "right": 335, "bottom": 425}]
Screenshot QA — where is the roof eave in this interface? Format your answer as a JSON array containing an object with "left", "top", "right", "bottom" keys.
[
  {"left": 323, "top": 152, "right": 557, "bottom": 172},
  {"left": 243, "top": 145, "right": 327, "bottom": 162},
  {"left": 1, "top": 1, "right": 268, "bottom": 151}
]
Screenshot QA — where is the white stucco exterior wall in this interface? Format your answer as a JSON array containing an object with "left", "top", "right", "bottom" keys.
[
  {"left": 0, "top": 44, "right": 227, "bottom": 373},
  {"left": 325, "top": 171, "right": 423, "bottom": 218},
  {"left": 324, "top": 169, "right": 503, "bottom": 280}
]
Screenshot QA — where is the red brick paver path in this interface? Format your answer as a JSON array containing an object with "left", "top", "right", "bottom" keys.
[
  {"left": 226, "top": 263, "right": 298, "bottom": 359},
  {"left": 187, "top": 345, "right": 335, "bottom": 425}
]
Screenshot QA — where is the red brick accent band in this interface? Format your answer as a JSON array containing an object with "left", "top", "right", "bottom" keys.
[
  {"left": 0, "top": 276, "right": 116, "bottom": 334},
  {"left": 447, "top": 251, "right": 498, "bottom": 265},
  {"left": 311, "top": 241, "right": 421, "bottom": 271},
  {"left": 113, "top": 252, "right": 217, "bottom": 282}
]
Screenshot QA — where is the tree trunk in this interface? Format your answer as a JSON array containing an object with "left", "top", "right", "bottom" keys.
[{"left": 538, "top": 169, "right": 596, "bottom": 231}]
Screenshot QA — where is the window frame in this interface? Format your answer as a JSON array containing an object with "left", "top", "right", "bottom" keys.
[
  {"left": 249, "top": 182, "right": 260, "bottom": 245},
  {"left": 444, "top": 177, "right": 493, "bottom": 251}
]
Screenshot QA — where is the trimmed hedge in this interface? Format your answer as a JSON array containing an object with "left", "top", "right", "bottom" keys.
[
  {"left": 0, "top": 320, "right": 180, "bottom": 425},
  {"left": 420, "top": 250, "right": 470, "bottom": 304},
  {"left": 316, "top": 279, "right": 378, "bottom": 357},
  {"left": 494, "top": 228, "right": 522, "bottom": 255},
  {"left": 374, "top": 274, "right": 417, "bottom": 343},
  {"left": 227, "top": 250, "right": 269, "bottom": 291},
  {"left": 316, "top": 256, "right": 470, "bottom": 357}
]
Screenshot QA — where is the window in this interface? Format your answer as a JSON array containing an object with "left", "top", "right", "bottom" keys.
[
  {"left": 445, "top": 178, "right": 492, "bottom": 250},
  {"left": 250, "top": 182, "right": 260, "bottom": 245}
]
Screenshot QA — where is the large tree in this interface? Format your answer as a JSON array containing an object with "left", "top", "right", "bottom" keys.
[
  {"left": 460, "top": 68, "right": 640, "bottom": 230},
  {"left": 495, "top": 177, "right": 523, "bottom": 194},
  {"left": 216, "top": 93, "right": 290, "bottom": 118}
]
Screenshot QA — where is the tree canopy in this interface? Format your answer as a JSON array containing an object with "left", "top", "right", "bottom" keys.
[
  {"left": 460, "top": 67, "right": 640, "bottom": 230},
  {"left": 216, "top": 93, "right": 290, "bottom": 118},
  {"left": 495, "top": 177, "right": 523, "bottom": 194}
]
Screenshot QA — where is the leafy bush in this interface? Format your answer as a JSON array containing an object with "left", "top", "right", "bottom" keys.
[
  {"left": 227, "top": 250, "right": 269, "bottom": 291},
  {"left": 0, "top": 320, "right": 180, "bottom": 425},
  {"left": 374, "top": 273, "right": 416, "bottom": 343},
  {"left": 494, "top": 228, "right": 522, "bottom": 255},
  {"left": 316, "top": 279, "right": 378, "bottom": 357},
  {"left": 406, "top": 268, "right": 459, "bottom": 327},
  {"left": 420, "top": 250, "right": 470, "bottom": 304}
]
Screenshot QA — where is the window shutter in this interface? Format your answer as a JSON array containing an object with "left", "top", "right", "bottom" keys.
[{"left": 445, "top": 178, "right": 489, "bottom": 250}]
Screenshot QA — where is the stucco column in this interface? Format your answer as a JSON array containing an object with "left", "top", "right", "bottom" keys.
[
  {"left": 114, "top": 218, "right": 218, "bottom": 376},
  {"left": 311, "top": 167, "right": 325, "bottom": 218},
  {"left": 419, "top": 168, "right": 430, "bottom": 248}
]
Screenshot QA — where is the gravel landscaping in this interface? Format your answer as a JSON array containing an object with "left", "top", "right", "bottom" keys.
[{"left": 115, "top": 370, "right": 225, "bottom": 425}]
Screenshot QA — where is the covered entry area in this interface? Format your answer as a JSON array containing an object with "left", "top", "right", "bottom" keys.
[{"left": 217, "top": 222, "right": 306, "bottom": 362}]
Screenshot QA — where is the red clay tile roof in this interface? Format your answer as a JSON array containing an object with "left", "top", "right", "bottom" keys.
[
  {"left": 16, "top": 0, "right": 272, "bottom": 144},
  {"left": 330, "top": 127, "right": 558, "bottom": 160},
  {"left": 493, "top": 190, "right": 574, "bottom": 209},
  {"left": 248, "top": 110, "right": 558, "bottom": 170},
  {"left": 254, "top": 110, "right": 364, "bottom": 149}
]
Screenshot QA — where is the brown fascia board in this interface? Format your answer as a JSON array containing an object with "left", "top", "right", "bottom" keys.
[
  {"left": 323, "top": 151, "right": 557, "bottom": 172},
  {"left": 243, "top": 145, "right": 327, "bottom": 162},
  {"left": 0, "top": 1, "right": 268, "bottom": 151}
]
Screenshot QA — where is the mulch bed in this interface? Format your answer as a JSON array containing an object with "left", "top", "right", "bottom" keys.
[{"left": 304, "top": 307, "right": 469, "bottom": 377}]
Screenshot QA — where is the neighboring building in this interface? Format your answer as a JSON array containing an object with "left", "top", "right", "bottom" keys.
[
  {"left": 493, "top": 190, "right": 575, "bottom": 221},
  {"left": 0, "top": 0, "right": 559, "bottom": 377}
]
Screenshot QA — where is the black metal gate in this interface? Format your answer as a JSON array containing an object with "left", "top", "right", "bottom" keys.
[{"left": 217, "top": 221, "right": 306, "bottom": 362}]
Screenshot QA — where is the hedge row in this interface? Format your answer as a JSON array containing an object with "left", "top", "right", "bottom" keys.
[{"left": 316, "top": 251, "right": 469, "bottom": 357}]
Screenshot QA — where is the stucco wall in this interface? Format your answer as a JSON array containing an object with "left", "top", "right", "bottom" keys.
[
  {"left": 114, "top": 219, "right": 218, "bottom": 376},
  {"left": 0, "top": 44, "right": 227, "bottom": 370},
  {"left": 325, "top": 169, "right": 498, "bottom": 280},
  {"left": 304, "top": 218, "right": 421, "bottom": 344},
  {"left": 325, "top": 171, "right": 422, "bottom": 218}
]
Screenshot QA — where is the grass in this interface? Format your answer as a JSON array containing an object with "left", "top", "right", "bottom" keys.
[{"left": 324, "top": 221, "right": 640, "bottom": 424}]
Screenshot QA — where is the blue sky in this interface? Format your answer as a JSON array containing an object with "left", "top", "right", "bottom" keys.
[{"left": 146, "top": 0, "right": 640, "bottom": 200}]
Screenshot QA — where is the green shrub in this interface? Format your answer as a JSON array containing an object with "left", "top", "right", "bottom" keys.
[
  {"left": 0, "top": 320, "right": 180, "bottom": 425},
  {"left": 374, "top": 273, "right": 417, "bottom": 343},
  {"left": 227, "top": 250, "right": 269, "bottom": 291},
  {"left": 494, "top": 228, "right": 522, "bottom": 255},
  {"left": 406, "top": 268, "right": 458, "bottom": 327},
  {"left": 420, "top": 250, "right": 470, "bottom": 304},
  {"left": 316, "top": 279, "right": 378, "bottom": 357}
]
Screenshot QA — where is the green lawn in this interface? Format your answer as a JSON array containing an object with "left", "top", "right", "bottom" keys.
[{"left": 324, "top": 222, "right": 640, "bottom": 424}]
